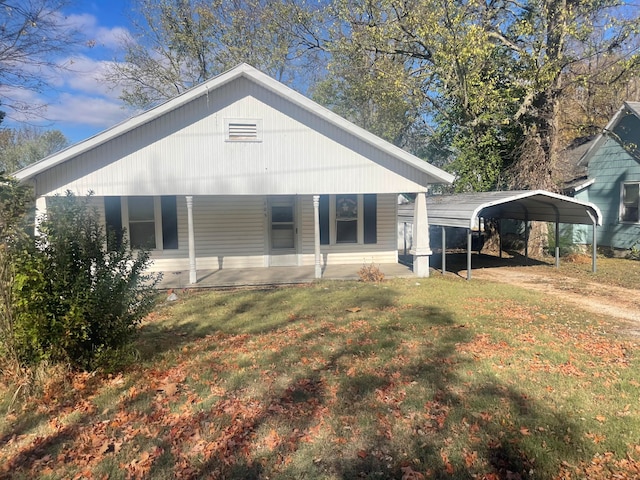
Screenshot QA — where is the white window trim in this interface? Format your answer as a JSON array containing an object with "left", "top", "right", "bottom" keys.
[
  {"left": 620, "top": 181, "right": 640, "bottom": 224},
  {"left": 121, "top": 196, "right": 164, "bottom": 250},
  {"left": 224, "top": 118, "right": 263, "bottom": 142},
  {"left": 329, "top": 194, "right": 365, "bottom": 245}
]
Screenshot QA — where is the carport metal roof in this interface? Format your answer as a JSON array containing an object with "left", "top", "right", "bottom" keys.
[
  {"left": 426, "top": 190, "right": 602, "bottom": 229},
  {"left": 425, "top": 190, "right": 602, "bottom": 279}
]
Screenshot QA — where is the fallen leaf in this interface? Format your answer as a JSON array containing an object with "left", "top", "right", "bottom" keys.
[
  {"left": 595, "top": 415, "right": 606, "bottom": 423},
  {"left": 401, "top": 465, "right": 425, "bottom": 480},
  {"left": 346, "top": 307, "right": 361, "bottom": 313},
  {"left": 357, "top": 450, "right": 368, "bottom": 459}
]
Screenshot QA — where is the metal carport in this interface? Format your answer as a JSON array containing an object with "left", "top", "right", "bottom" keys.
[{"left": 426, "top": 190, "right": 602, "bottom": 279}]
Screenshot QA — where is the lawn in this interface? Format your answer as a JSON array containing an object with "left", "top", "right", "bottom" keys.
[{"left": 1, "top": 265, "right": 639, "bottom": 479}]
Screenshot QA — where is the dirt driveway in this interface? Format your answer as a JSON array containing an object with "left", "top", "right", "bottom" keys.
[{"left": 468, "top": 265, "right": 640, "bottom": 326}]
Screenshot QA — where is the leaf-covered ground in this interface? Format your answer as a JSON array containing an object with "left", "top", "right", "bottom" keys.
[{"left": 1, "top": 271, "right": 639, "bottom": 479}]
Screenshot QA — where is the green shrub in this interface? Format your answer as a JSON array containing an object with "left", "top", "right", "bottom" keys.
[{"left": 12, "top": 192, "right": 159, "bottom": 371}]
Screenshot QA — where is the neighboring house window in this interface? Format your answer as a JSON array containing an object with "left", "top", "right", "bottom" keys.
[
  {"left": 621, "top": 182, "right": 640, "bottom": 223},
  {"left": 225, "top": 118, "right": 262, "bottom": 142},
  {"left": 318, "top": 194, "right": 377, "bottom": 245},
  {"left": 128, "top": 196, "right": 156, "bottom": 249}
]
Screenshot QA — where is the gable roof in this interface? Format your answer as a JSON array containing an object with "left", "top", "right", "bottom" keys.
[
  {"left": 14, "top": 64, "right": 454, "bottom": 186},
  {"left": 578, "top": 101, "right": 640, "bottom": 167}
]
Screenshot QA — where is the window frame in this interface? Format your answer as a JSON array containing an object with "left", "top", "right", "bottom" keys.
[
  {"left": 319, "top": 194, "right": 377, "bottom": 246},
  {"left": 125, "top": 196, "right": 160, "bottom": 250},
  {"left": 620, "top": 182, "right": 640, "bottom": 224},
  {"left": 121, "top": 196, "right": 179, "bottom": 251}
]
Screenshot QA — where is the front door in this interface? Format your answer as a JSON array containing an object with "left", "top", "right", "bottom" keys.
[{"left": 269, "top": 196, "right": 298, "bottom": 266}]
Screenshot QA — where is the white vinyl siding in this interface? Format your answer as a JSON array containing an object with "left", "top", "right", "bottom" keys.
[{"left": 32, "top": 78, "right": 431, "bottom": 198}]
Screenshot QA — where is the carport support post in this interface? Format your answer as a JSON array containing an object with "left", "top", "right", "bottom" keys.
[
  {"left": 186, "top": 196, "right": 197, "bottom": 284},
  {"left": 467, "top": 228, "right": 472, "bottom": 280},
  {"left": 590, "top": 214, "right": 598, "bottom": 273},
  {"left": 441, "top": 226, "right": 446, "bottom": 275},
  {"left": 555, "top": 220, "right": 560, "bottom": 268},
  {"left": 411, "top": 192, "right": 432, "bottom": 277},
  {"left": 313, "top": 195, "right": 322, "bottom": 279}
]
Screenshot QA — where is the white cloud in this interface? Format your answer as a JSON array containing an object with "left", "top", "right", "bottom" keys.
[{"left": 46, "top": 92, "right": 133, "bottom": 128}]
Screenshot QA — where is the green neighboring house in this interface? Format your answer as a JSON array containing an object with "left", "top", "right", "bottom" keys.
[{"left": 573, "top": 101, "right": 640, "bottom": 250}]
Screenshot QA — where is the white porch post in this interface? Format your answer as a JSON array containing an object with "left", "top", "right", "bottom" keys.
[
  {"left": 411, "top": 192, "right": 432, "bottom": 277},
  {"left": 313, "top": 195, "right": 322, "bottom": 279},
  {"left": 34, "top": 196, "right": 47, "bottom": 237},
  {"left": 186, "top": 196, "right": 197, "bottom": 284}
]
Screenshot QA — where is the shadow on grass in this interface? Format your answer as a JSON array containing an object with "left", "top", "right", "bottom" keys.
[{"left": 0, "top": 281, "right": 595, "bottom": 479}]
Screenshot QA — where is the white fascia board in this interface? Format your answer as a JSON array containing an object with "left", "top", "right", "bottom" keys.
[{"left": 572, "top": 178, "right": 595, "bottom": 193}]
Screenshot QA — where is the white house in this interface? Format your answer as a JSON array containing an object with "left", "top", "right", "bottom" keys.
[{"left": 14, "top": 64, "right": 454, "bottom": 283}]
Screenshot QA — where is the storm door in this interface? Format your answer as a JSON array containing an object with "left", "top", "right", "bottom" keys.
[{"left": 269, "top": 196, "right": 298, "bottom": 266}]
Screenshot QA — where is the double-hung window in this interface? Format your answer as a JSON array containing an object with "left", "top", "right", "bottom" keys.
[
  {"left": 621, "top": 182, "right": 640, "bottom": 223},
  {"left": 319, "top": 194, "right": 377, "bottom": 245},
  {"left": 105, "top": 196, "right": 178, "bottom": 250}
]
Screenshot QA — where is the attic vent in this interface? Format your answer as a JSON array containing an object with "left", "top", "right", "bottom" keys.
[{"left": 225, "top": 119, "right": 262, "bottom": 142}]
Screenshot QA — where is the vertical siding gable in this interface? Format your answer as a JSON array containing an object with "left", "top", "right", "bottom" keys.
[{"left": 34, "top": 78, "right": 431, "bottom": 197}]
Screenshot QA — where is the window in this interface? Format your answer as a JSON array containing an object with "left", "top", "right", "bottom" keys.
[
  {"left": 128, "top": 197, "right": 156, "bottom": 249},
  {"left": 336, "top": 194, "right": 358, "bottom": 243},
  {"left": 225, "top": 118, "right": 262, "bottom": 142},
  {"left": 621, "top": 183, "right": 640, "bottom": 223},
  {"left": 318, "top": 194, "right": 377, "bottom": 245},
  {"left": 107, "top": 196, "right": 179, "bottom": 250}
]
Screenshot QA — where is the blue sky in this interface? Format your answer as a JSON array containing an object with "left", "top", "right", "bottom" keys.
[{"left": 4, "top": 0, "right": 138, "bottom": 144}]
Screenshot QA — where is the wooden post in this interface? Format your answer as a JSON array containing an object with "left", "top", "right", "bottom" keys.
[{"left": 186, "top": 196, "right": 197, "bottom": 284}]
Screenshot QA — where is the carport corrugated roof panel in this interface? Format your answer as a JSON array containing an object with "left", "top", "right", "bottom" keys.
[{"left": 426, "top": 190, "right": 602, "bottom": 229}]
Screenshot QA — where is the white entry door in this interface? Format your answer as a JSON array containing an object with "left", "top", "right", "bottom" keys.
[{"left": 269, "top": 197, "right": 298, "bottom": 266}]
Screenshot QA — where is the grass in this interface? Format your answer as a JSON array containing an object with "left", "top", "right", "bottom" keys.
[{"left": 1, "top": 263, "right": 639, "bottom": 479}]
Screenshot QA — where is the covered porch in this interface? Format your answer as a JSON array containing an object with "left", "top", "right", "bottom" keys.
[{"left": 155, "top": 262, "right": 415, "bottom": 289}]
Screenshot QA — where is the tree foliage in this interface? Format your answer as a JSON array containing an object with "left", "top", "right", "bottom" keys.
[
  {"left": 0, "top": 173, "right": 33, "bottom": 366},
  {"left": 0, "top": 126, "right": 68, "bottom": 173},
  {"left": 105, "top": 0, "right": 326, "bottom": 109},
  {"left": 324, "top": 0, "right": 640, "bottom": 191},
  {"left": 0, "top": 0, "right": 82, "bottom": 118},
  {"left": 7, "top": 193, "right": 158, "bottom": 371}
]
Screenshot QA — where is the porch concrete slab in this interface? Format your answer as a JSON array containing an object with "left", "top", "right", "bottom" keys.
[{"left": 155, "top": 263, "right": 414, "bottom": 289}]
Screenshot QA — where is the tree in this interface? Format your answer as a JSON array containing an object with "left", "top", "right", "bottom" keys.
[
  {"left": 326, "top": 0, "right": 640, "bottom": 191},
  {"left": 0, "top": 173, "right": 33, "bottom": 368},
  {"left": 105, "top": 0, "right": 326, "bottom": 109},
  {"left": 0, "top": 126, "right": 68, "bottom": 173},
  {"left": 0, "top": 0, "right": 82, "bottom": 118},
  {"left": 312, "top": 47, "right": 425, "bottom": 147}
]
